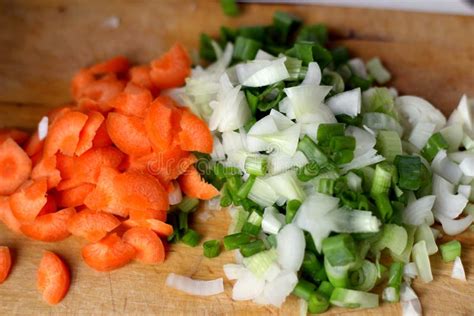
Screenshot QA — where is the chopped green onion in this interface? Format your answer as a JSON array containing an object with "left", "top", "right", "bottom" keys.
[
  {"left": 241, "top": 210, "right": 263, "bottom": 236},
  {"left": 308, "top": 291, "right": 330, "bottom": 313},
  {"left": 298, "top": 136, "right": 329, "bottom": 165},
  {"left": 237, "top": 175, "right": 257, "bottom": 200},
  {"left": 286, "top": 199, "right": 302, "bottom": 224},
  {"left": 317, "top": 178, "right": 335, "bottom": 195},
  {"left": 366, "top": 57, "right": 391, "bottom": 84},
  {"left": 376, "top": 130, "right": 402, "bottom": 163},
  {"left": 317, "top": 281, "right": 335, "bottom": 299},
  {"left": 322, "top": 234, "right": 357, "bottom": 267},
  {"left": 227, "top": 175, "right": 243, "bottom": 205},
  {"left": 219, "top": 26, "right": 238, "bottom": 44},
  {"left": 245, "top": 90, "right": 259, "bottom": 116},
  {"left": 301, "top": 251, "right": 323, "bottom": 281},
  {"left": 266, "top": 234, "right": 278, "bottom": 248},
  {"left": 324, "top": 257, "right": 350, "bottom": 288},
  {"left": 421, "top": 132, "right": 449, "bottom": 162},
  {"left": 348, "top": 75, "right": 373, "bottom": 91},
  {"left": 223, "top": 232, "right": 253, "bottom": 250},
  {"left": 199, "top": 33, "right": 217, "bottom": 62},
  {"left": 330, "top": 136, "right": 356, "bottom": 152},
  {"left": 297, "top": 161, "right": 320, "bottom": 182},
  {"left": 228, "top": 207, "right": 249, "bottom": 234},
  {"left": 177, "top": 196, "right": 199, "bottom": 213},
  {"left": 238, "top": 26, "right": 265, "bottom": 42},
  {"left": 332, "top": 149, "right": 354, "bottom": 165},
  {"left": 394, "top": 155, "right": 421, "bottom": 190},
  {"left": 317, "top": 123, "right": 345, "bottom": 146},
  {"left": 273, "top": 11, "right": 302, "bottom": 44},
  {"left": 349, "top": 260, "right": 378, "bottom": 292},
  {"left": 322, "top": 70, "right": 345, "bottom": 96},
  {"left": 203, "top": 240, "right": 221, "bottom": 258},
  {"left": 242, "top": 248, "right": 278, "bottom": 278},
  {"left": 331, "top": 46, "right": 350, "bottom": 66},
  {"left": 292, "top": 279, "right": 316, "bottom": 301},
  {"left": 244, "top": 156, "right": 268, "bottom": 176},
  {"left": 296, "top": 24, "right": 328, "bottom": 45},
  {"left": 213, "top": 163, "right": 241, "bottom": 179},
  {"left": 370, "top": 162, "right": 395, "bottom": 196},
  {"left": 373, "top": 193, "right": 393, "bottom": 221},
  {"left": 330, "top": 288, "right": 379, "bottom": 309},
  {"left": 220, "top": 0, "right": 239, "bottom": 17},
  {"left": 387, "top": 262, "right": 403, "bottom": 288},
  {"left": 239, "top": 239, "right": 266, "bottom": 257},
  {"left": 293, "top": 42, "right": 314, "bottom": 65},
  {"left": 243, "top": 117, "right": 257, "bottom": 132},
  {"left": 311, "top": 44, "right": 333, "bottom": 69},
  {"left": 178, "top": 212, "right": 189, "bottom": 232},
  {"left": 391, "top": 225, "right": 416, "bottom": 263},
  {"left": 439, "top": 240, "right": 462, "bottom": 263},
  {"left": 181, "top": 229, "right": 201, "bottom": 247},
  {"left": 373, "top": 224, "right": 408, "bottom": 256},
  {"left": 412, "top": 240, "right": 433, "bottom": 283},
  {"left": 414, "top": 224, "right": 438, "bottom": 255},
  {"left": 233, "top": 36, "right": 262, "bottom": 61},
  {"left": 219, "top": 184, "right": 233, "bottom": 207}
]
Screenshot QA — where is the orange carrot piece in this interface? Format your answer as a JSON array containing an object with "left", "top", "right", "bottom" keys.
[
  {"left": 81, "top": 233, "right": 135, "bottom": 272},
  {"left": 110, "top": 82, "right": 152, "bottom": 118},
  {"left": 114, "top": 171, "right": 169, "bottom": 212},
  {"left": 0, "top": 128, "right": 29, "bottom": 145},
  {"left": 123, "top": 219, "right": 173, "bottom": 238},
  {"left": 0, "top": 196, "right": 22, "bottom": 234},
  {"left": 88, "top": 56, "right": 130, "bottom": 76},
  {"left": 31, "top": 155, "right": 61, "bottom": 190},
  {"left": 150, "top": 43, "right": 191, "bottom": 89},
  {"left": 0, "top": 138, "right": 32, "bottom": 195},
  {"left": 21, "top": 207, "right": 75, "bottom": 242},
  {"left": 67, "top": 209, "right": 120, "bottom": 242},
  {"left": 44, "top": 111, "right": 89, "bottom": 157},
  {"left": 106, "top": 112, "right": 152, "bottom": 156},
  {"left": 178, "top": 165, "right": 219, "bottom": 200},
  {"left": 74, "top": 147, "right": 125, "bottom": 185},
  {"left": 80, "top": 76, "right": 125, "bottom": 106},
  {"left": 178, "top": 110, "right": 213, "bottom": 154},
  {"left": 123, "top": 227, "right": 165, "bottom": 264},
  {"left": 24, "top": 132, "right": 44, "bottom": 157},
  {"left": 37, "top": 195, "right": 58, "bottom": 217},
  {"left": 48, "top": 106, "right": 72, "bottom": 123},
  {"left": 56, "top": 153, "right": 75, "bottom": 180},
  {"left": 129, "top": 65, "right": 157, "bottom": 94},
  {"left": 10, "top": 178, "right": 48, "bottom": 222},
  {"left": 37, "top": 251, "right": 70, "bottom": 305},
  {"left": 71, "top": 69, "right": 95, "bottom": 101},
  {"left": 148, "top": 147, "right": 197, "bottom": 183},
  {"left": 75, "top": 111, "right": 105, "bottom": 156},
  {"left": 0, "top": 247, "right": 12, "bottom": 284},
  {"left": 57, "top": 183, "right": 95, "bottom": 208},
  {"left": 92, "top": 120, "right": 113, "bottom": 148},
  {"left": 129, "top": 209, "right": 167, "bottom": 222}
]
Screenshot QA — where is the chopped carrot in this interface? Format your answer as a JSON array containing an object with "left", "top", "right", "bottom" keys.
[
  {"left": 178, "top": 165, "right": 219, "bottom": 200},
  {"left": 80, "top": 76, "right": 125, "bottom": 106},
  {"left": 21, "top": 207, "right": 76, "bottom": 242},
  {"left": 106, "top": 112, "right": 152, "bottom": 156},
  {"left": 67, "top": 209, "right": 120, "bottom": 242},
  {"left": 178, "top": 110, "right": 213, "bottom": 153},
  {"left": 0, "top": 138, "right": 32, "bottom": 195},
  {"left": 88, "top": 56, "right": 130, "bottom": 76},
  {"left": 150, "top": 43, "right": 191, "bottom": 89},
  {"left": 37, "top": 195, "right": 58, "bottom": 216},
  {"left": 0, "top": 196, "right": 22, "bottom": 234},
  {"left": 24, "top": 132, "right": 44, "bottom": 157},
  {"left": 10, "top": 178, "right": 48, "bottom": 222},
  {"left": 75, "top": 111, "right": 105, "bottom": 156},
  {"left": 114, "top": 171, "right": 169, "bottom": 212},
  {"left": 123, "top": 227, "right": 165, "bottom": 264},
  {"left": 148, "top": 146, "right": 197, "bottom": 183},
  {"left": 47, "top": 106, "right": 72, "bottom": 123},
  {"left": 44, "top": 111, "right": 89, "bottom": 157},
  {"left": 0, "top": 128, "right": 29, "bottom": 145},
  {"left": 73, "top": 147, "right": 125, "bottom": 185},
  {"left": 129, "top": 65, "right": 157, "bottom": 94},
  {"left": 71, "top": 69, "right": 95, "bottom": 101},
  {"left": 92, "top": 120, "right": 113, "bottom": 148},
  {"left": 129, "top": 209, "right": 167, "bottom": 222},
  {"left": 81, "top": 233, "right": 135, "bottom": 272},
  {"left": 0, "top": 247, "right": 12, "bottom": 284},
  {"left": 123, "top": 219, "right": 173, "bottom": 238},
  {"left": 109, "top": 82, "right": 152, "bottom": 118},
  {"left": 57, "top": 183, "right": 95, "bottom": 208},
  {"left": 37, "top": 251, "right": 70, "bottom": 305},
  {"left": 31, "top": 155, "right": 61, "bottom": 190},
  {"left": 56, "top": 154, "right": 75, "bottom": 180}
]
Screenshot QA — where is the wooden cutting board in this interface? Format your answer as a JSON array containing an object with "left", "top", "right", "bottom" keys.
[{"left": 0, "top": 1, "right": 473, "bottom": 315}]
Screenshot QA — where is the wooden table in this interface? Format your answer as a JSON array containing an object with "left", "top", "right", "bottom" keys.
[{"left": 0, "top": 1, "right": 473, "bottom": 315}]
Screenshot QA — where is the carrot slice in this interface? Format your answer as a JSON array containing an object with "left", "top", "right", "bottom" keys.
[
  {"left": 75, "top": 147, "right": 125, "bottom": 184},
  {"left": 67, "top": 209, "right": 120, "bottom": 242},
  {"left": 81, "top": 233, "right": 135, "bottom": 272},
  {"left": 178, "top": 110, "right": 213, "bottom": 153},
  {"left": 129, "top": 209, "right": 166, "bottom": 221},
  {"left": 80, "top": 76, "right": 125, "bottom": 106},
  {"left": 114, "top": 171, "right": 169, "bottom": 212},
  {"left": 88, "top": 56, "right": 130, "bottom": 76},
  {"left": 10, "top": 178, "right": 48, "bottom": 222},
  {"left": 150, "top": 43, "right": 191, "bottom": 89},
  {"left": 48, "top": 106, "right": 72, "bottom": 123},
  {"left": 0, "top": 196, "right": 22, "bottom": 234},
  {"left": 123, "top": 219, "right": 173, "bottom": 238},
  {"left": 123, "top": 227, "right": 165, "bottom": 264},
  {"left": 110, "top": 82, "right": 152, "bottom": 118},
  {"left": 24, "top": 132, "right": 44, "bottom": 157},
  {"left": 57, "top": 183, "right": 95, "bottom": 208},
  {"left": 75, "top": 111, "right": 105, "bottom": 156},
  {"left": 37, "top": 251, "right": 70, "bottom": 305},
  {"left": 0, "top": 247, "right": 12, "bottom": 284},
  {"left": 178, "top": 165, "right": 219, "bottom": 200},
  {"left": 129, "top": 65, "right": 156, "bottom": 94},
  {"left": 92, "top": 120, "right": 113, "bottom": 148},
  {"left": 44, "top": 111, "right": 89, "bottom": 157},
  {"left": 0, "top": 138, "right": 32, "bottom": 195},
  {"left": 37, "top": 195, "right": 58, "bottom": 216},
  {"left": 106, "top": 112, "right": 152, "bottom": 156},
  {"left": 21, "top": 207, "right": 75, "bottom": 242},
  {"left": 56, "top": 154, "right": 75, "bottom": 180},
  {"left": 31, "top": 155, "right": 61, "bottom": 190},
  {"left": 71, "top": 69, "right": 95, "bottom": 101},
  {"left": 148, "top": 146, "right": 197, "bottom": 183},
  {"left": 0, "top": 128, "right": 29, "bottom": 145}
]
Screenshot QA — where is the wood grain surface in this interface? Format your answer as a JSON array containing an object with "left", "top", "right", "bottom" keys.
[{"left": 0, "top": 0, "right": 473, "bottom": 315}]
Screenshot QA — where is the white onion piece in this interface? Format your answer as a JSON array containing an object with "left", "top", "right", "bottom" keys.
[
  {"left": 299, "top": 298, "right": 308, "bottom": 316},
  {"left": 235, "top": 250, "right": 244, "bottom": 264},
  {"left": 408, "top": 121, "right": 436, "bottom": 149},
  {"left": 269, "top": 109, "right": 294, "bottom": 130},
  {"left": 345, "top": 126, "right": 376, "bottom": 157},
  {"left": 301, "top": 62, "right": 322, "bottom": 85},
  {"left": 284, "top": 85, "right": 332, "bottom": 120},
  {"left": 458, "top": 185, "right": 471, "bottom": 199},
  {"left": 451, "top": 256, "right": 466, "bottom": 281},
  {"left": 402, "top": 195, "right": 436, "bottom": 226},
  {"left": 437, "top": 214, "right": 473, "bottom": 235},
  {"left": 440, "top": 124, "right": 463, "bottom": 152},
  {"left": 236, "top": 57, "right": 289, "bottom": 87},
  {"left": 430, "top": 227, "right": 442, "bottom": 239},
  {"left": 432, "top": 174, "right": 468, "bottom": 219},
  {"left": 166, "top": 274, "right": 224, "bottom": 296},
  {"left": 459, "top": 157, "right": 474, "bottom": 177},
  {"left": 232, "top": 271, "right": 265, "bottom": 301},
  {"left": 262, "top": 207, "right": 285, "bottom": 234},
  {"left": 255, "top": 49, "right": 275, "bottom": 60},
  {"left": 254, "top": 270, "right": 298, "bottom": 308},
  {"left": 222, "top": 131, "right": 245, "bottom": 154},
  {"left": 449, "top": 151, "right": 474, "bottom": 164},
  {"left": 395, "top": 95, "right": 446, "bottom": 132},
  {"left": 431, "top": 150, "right": 462, "bottom": 184},
  {"left": 278, "top": 97, "right": 295, "bottom": 119},
  {"left": 348, "top": 58, "right": 368, "bottom": 78},
  {"left": 38, "top": 116, "right": 49, "bottom": 141},
  {"left": 267, "top": 151, "right": 308, "bottom": 175},
  {"left": 211, "top": 136, "right": 226, "bottom": 161},
  {"left": 224, "top": 264, "right": 246, "bottom": 280},
  {"left": 403, "top": 262, "right": 418, "bottom": 279},
  {"left": 341, "top": 149, "right": 385, "bottom": 173},
  {"left": 168, "top": 181, "right": 183, "bottom": 205},
  {"left": 448, "top": 95, "right": 473, "bottom": 133},
  {"left": 254, "top": 124, "right": 301, "bottom": 156},
  {"left": 326, "top": 88, "right": 361, "bottom": 117},
  {"left": 277, "top": 224, "right": 305, "bottom": 272},
  {"left": 400, "top": 282, "right": 422, "bottom": 316}
]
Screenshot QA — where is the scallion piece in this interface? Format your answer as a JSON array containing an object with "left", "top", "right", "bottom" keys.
[
  {"left": 366, "top": 57, "right": 391, "bottom": 84},
  {"left": 322, "top": 70, "right": 345, "bottom": 96},
  {"left": 286, "top": 199, "right": 302, "bottom": 223},
  {"left": 239, "top": 239, "right": 266, "bottom": 257},
  {"left": 244, "top": 156, "right": 268, "bottom": 176},
  {"left": 241, "top": 210, "right": 263, "bottom": 236},
  {"left": 296, "top": 24, "right": 328, "bottom": 45},
  {"left": 177, "top": 196, "right": 199, "bottom": 213},
  {"left": 330, "top": 288, "right": 379, "bottom": 308},
  {"left": 213, "top": 163, "right": 241, "bottom": 179},
  {"left": 238, "top": 26, "right": 265, "bottom": 42},
  {"left": 292, "top": 279, "right": 316, "bottom": 301},
  {"left": 181, "top": 229, "right": 201, "bottom": 247},
  {"left": 394, "top": 155, "right": 421, "bottom": 190},
  {"left": 322, "top": 234, "right": 357, "bottom": 267},
  {"left": 330, "top": 136, "right": 356, "bottom": 152},
  {"left": 412, "top": 240, "right": 433, "bottom": 283},
  {"left": 421, "top": 132, "right": 449, "bottom": 162},
  {"left": 199, "top": 33, "right": 217, "bottom": 62},
  {"left": 317, "top": 123, "right": 345, "bottom": 146},
  {"left": 203, "top": 240, "right": 221, "bottom": 258},
  {"left": 178, "top": 212, "right": 188, "bottom": 232},
  {"left": 324, "top": 257, "right": 350, "bottom": 288},
  {"left": 298, "top": 136, "right": 329, "bottom": 165},
  {"left": 273, "top": 11, "right": 301, "bottom": 44},
  {"left": 237, "top": 175, "right": 257, "bottom": 200},
  {"left": 370, "top": 162, "right": 395, "bottom": 196},
  {"left": 219, "top": 184, "right": 233, "bottom": 207},
  {"left": 223, "top": 232, "right": 253, "bottom": 250},
  {"left": 297, "top": 161, "right": 320, "bottom": 182},
  {"left": 332, "top": 150, "right": 354, "bottom": 165},
  {"left": 233, "top": 36, "right": 262, "bottom": 61},
  {"left": 308, "top": 291, "right": 330, "bottom": 313},
  {"left": 317, "top": 281, "right": 335, "bottom": 299},
  {"left": 349, "top": 260, "right": 378, "bottom": 292},
  {"left": 439, "top": 240, "right": 461, "bottom": 263},
  {"left": 376, "top": 130, "right": 402, "bottom": 163},
  {"left": 302, "top": 251, "right": 322, "bottom": 278},
  {"left": 373, "top": 193, "right": 393, "bottom": 221},
  {"left": 220, "top": 0, "right": 239, "bottom": 17},
  {"left": 331, "top": 46, "right": 350, "bottom": 66},
  {"left": 348, "top": 75, "right": 373, "bottom": 91},
  {"left": 317, "top": 178, "right": 335, "bottom": 195}
]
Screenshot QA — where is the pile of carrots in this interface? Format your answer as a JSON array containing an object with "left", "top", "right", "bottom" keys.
[{"left": 0, "top": 43, "right": 219, "bottom": 305}]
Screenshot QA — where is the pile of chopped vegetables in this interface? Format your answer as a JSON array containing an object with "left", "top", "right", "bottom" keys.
[
  {"left": 0, "top": 44, "right": 218, "bottom": 304},
  {"left": 165, "top": 11, "right": 472, "bottom": 315}
]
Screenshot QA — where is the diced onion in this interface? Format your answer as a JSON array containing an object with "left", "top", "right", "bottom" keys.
[
  {"left": 451, "top": 256, "right": 466, "bottom": 281},
  {"left": 395, "top": 95, "right": 446, "bottom": 132},
  {"left": 38, "top": 116, "right": 49, "bottom": 141},
  {"left": 276, "top": 224, "right": 305, "bottom": 272},
  {"left": 301, "top": 62, "right": 321, "bottom": 85},
  {"left": 459, "top": 157, "right": 474, "bottom": 177},
  {"left": 437, "top": 214, "right": 473, "bottom": 236},
  {"left": 408, "top": 121, "right": 436, "bottom": 149},
  {"left": 224, "top": 264, "right": 247, "bottom": 280},
  {"left": 326, "top": 88, "right": 361, "bottom": 117},
  {"left": 431, "top": 150, "right": 462, "bottom": 184},
  {"left": 166, "top": 273, "right": 224, "bottom": 296},
  {"left": 232, "top": 270, "right": 265, "bottom": 301},
  {"left": 168, "top": 181, "right": 183, "bottom": 205},
  {"left": 236, "top": 57, "right": 289, "bottom": 87},
  {"left": 402, "top": 195, "right": 435, "bottom": 226},
  {"left": 432, "top": 174, "right": 468, "bottom": 219},
  {"left": 403, "top": 262, "right": 418, "bottom": 279}
]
